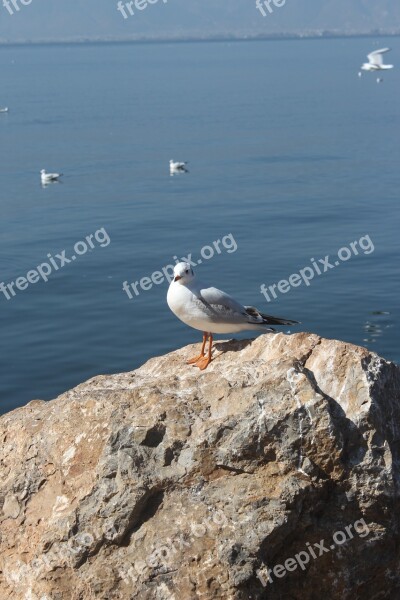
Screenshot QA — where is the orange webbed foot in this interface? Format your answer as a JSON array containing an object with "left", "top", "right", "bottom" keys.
[
  {"left": 187, "top": 333, "right": 208, "bottom": 366},
  {"left": 187, "top": 333, "right": 213, "bottom": 370},
  {"left": 193, "top": 355, "right": 212, "bottom": 370},
  {"left": 186, "top": 354, "right": 205, "bottom": 365}
]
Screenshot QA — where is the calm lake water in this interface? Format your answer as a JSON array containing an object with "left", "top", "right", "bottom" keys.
[{"left": 0, "top": 38, "right": 399, "bottom": 413}]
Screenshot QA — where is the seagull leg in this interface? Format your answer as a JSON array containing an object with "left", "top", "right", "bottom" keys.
[
  {"left": 187, "top": 332, "right": 208, "bottom": 365},
  {"left": 193, "top": 333, "right": 213, "bottom": 370}
]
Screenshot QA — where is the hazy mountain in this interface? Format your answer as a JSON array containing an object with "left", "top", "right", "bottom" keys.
[{"left": 1, "top": 0, "right": 400, "bottom": 42}]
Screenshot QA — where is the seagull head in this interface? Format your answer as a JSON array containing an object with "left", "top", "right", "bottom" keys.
[
  {"left": 173, "top": 262, "right": 195, "bottom": 284},
  {"left": 40, "top": 169, "right": 46, "bottom": 174}
]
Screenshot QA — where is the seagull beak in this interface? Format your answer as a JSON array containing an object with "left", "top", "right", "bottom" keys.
[{"left": 174, "top": 275, "right": 182, "bottom": 282}]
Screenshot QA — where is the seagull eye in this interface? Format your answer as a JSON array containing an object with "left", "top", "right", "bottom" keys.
[{"left": 185, "top": 270, "right": 189, "bottom": 274}]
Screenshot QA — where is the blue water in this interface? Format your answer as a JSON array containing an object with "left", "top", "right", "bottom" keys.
[{"left": 1, "top": 38, "right": 399, "bottom": 414}]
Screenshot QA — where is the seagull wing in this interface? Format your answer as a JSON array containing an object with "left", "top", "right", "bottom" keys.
[
  {"left": 198, "top": 286, "right": 246, "bottom": 313},
  {"left": 368, "top": 48, "right": 391, "bottom": 66},
  {"left": 196, "top": 285, "right": 256, "bottom": 325},
  {"left": 195, "top": 285, "right": 295, "bottom": 328}
]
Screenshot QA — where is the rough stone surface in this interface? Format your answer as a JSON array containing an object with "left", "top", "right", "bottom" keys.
[{"left": 1, "top": 332, "right": 400, "bottom": 600}]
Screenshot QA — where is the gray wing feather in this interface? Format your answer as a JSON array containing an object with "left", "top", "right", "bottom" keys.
[
  {"left": 200, "top": 286, "right": 246, "bottom": 312},
  {"left": 196, "top": 286, "right": 263, "bottom": 324}
]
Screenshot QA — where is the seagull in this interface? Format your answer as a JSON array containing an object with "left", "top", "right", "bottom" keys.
[
  {"left": 170, "top": 160, "right": 188, "bottom": 174},
  {"left": 40, "top": 169, "right": 62, "bottom": 184},
  {"left": 361, "top": 48, "right": 394, "bottom": 72},
  {"left": 167, "top": 262, "right": 299, "bottom": 370}
]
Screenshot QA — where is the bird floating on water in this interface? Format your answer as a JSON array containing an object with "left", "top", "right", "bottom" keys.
[
  {"left": 40, "top": 169, "right": 63, "bottom": 184},
  {"left": 361, "top": 48, "right": 394, "bottom": 72},
  {"left": 170, "top": 159, "right": 188, "bottom": 175},
  {"left": 167, "top": 262, "right": 299, "bottom": 370}
]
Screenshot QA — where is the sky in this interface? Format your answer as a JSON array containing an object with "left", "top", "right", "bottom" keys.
[{"left": 0, "top": 0, "right": 399, "bottom": 42}]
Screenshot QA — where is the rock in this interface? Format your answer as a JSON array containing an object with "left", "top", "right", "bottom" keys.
[
  {"left": 2, "top": 494, "right": 20, "bottom": 520},
  {"left": 0, "top": 332, "right": 400, "bottom": 600}
]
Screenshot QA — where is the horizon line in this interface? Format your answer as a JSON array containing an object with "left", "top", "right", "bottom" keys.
[{"left": 1, "top": 30, "right": 400, "bottom": 47}]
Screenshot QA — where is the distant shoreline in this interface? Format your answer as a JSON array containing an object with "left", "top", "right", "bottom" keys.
[{"left": 0, "top": 30, "right": 399, "bottom": 48}]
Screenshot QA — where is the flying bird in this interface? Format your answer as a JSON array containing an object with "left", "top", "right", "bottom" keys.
[
  {"left": 167, "top": 262, "right": 299, "bottom": 370},
  {"left": 361, "top": 48, "right": 394, "bottom": 72}
]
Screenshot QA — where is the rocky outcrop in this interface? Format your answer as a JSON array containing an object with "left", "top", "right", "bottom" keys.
[{"left": 1, "top": 332, "right": 400, "bottom": 600}]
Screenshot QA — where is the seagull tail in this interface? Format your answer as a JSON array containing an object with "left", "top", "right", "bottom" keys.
[{"left": 260, "top": 313, "right": 300, "bottom": 326}]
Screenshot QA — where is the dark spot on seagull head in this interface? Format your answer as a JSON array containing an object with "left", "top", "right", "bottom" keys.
[{"left": 173, "top": 262, "right": 195, "bottom": 284}]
